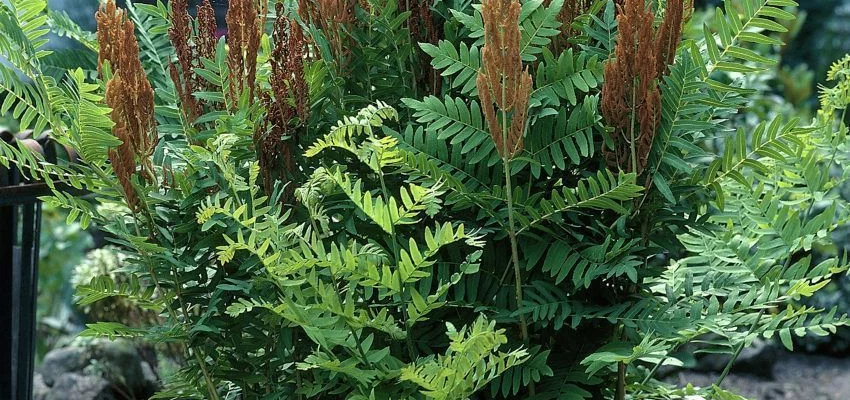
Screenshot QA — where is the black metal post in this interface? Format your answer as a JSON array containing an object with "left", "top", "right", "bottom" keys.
[{"left": 1, "top": 149, "right": 45, "bottom": 400}]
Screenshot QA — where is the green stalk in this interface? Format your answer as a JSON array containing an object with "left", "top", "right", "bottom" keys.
[
  {"left": 616, "top": 78, "right": 640, "bottom": 400},
  {"left": 500, "top": 83, "right": 530, "bottom": 377},
  {"left": 374, "top": 138, "right": 417, "bottom": 360}
]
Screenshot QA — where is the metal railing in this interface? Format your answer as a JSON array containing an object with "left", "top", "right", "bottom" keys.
[{"left": 0, "top": 130, "right": 79, "bottom": 400}]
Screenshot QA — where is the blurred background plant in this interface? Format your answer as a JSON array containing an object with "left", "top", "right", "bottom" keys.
[{"left": 35, "top": 205, "right": 92, "bottom": 362}]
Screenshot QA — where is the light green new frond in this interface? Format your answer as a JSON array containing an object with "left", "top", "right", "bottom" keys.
[
  {"left": 328, "top": 101, "right": 398, "bottom": 138},
  {"left": 325, "top": 168, "right": 433, "bottom": 234},
  {"left": 400, "top": 317, "right": 528, "bottom": 400},
  {"left": 819, "top": 54, "right": 850, "bottom": 115},
  {"left": 0, "top": 0, "right": 50, "bottom": 76},
  {"left": 306, "top": 130, "right": 404, "bottom": 173},
  {"left": 66, "top": 68, "right": 120, "bottom": 166},
  {"left": 827, "top": 53, "right": 850, "bottom": 82}
]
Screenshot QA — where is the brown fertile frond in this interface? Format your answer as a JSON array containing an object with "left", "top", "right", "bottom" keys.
[
  {"left": 168, "top": 0, "right": 219, "bottom": 120},
  {"left": 312, "top": 0, "right": 354, "bottom": 65},
  {"left": 95, "top": 0, "right": 121, "bottom": 74},
  {"left": 551, "top": 0, "right": 588, "bottom": 51},
  {"left": 106, "top": 78, "right": 140, "bottom": 210},
  {"left": 168, "top": 0, "right": 200, "bottom": 119},
  {"left": 197, "top": 0, "right": 218, "bottom": 62},
  {"left": 96, "top": 0, "right": 158, "bottom": 210},
  {"left": 600, "top": 0, "right": 684, "bottom": 175},
  {"left": 256, "top": 2, "right": 310, "bottom": 199},
  {"left": 655, "top": 0, "right": 685, "bottom": 76},
  {"left": 403, "top": 0, "right": 442, "bottom": 94},
  {"left": 478, "top": 0, "right": 531, "bottom": 160},
  {"left": 226, "top": 0, "right": 262, "bottom": 104}
]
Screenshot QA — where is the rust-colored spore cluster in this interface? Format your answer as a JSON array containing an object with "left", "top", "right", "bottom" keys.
[
  {"left": 477, "top": 0, "right": 532, "bottom": 160},
  {"left": 601, "top": 0, "right": 685, "bottom": 174},
  {"left": 96, "top": 0, "right": 157, "bottom": 211},
  {"left": 197, "top": 1, "right": 218, "bottom": 62},
  {"left": 402, "top": 0, "right": 441, "bottom": 94},
  {"left": 551, "top": 0, "right": 588, "bottom": 51},
  {"left": 168, "top": 0, "right": 218, "bottom": 120},
  {"left": 226, "top": 0, "right": 263, "bottom": 103},
  {"left": 299, "top": 0, "right": 354, "bottom": 66},
  {"left": 257, "top": 2, "right": 309, "bottom": 197}
]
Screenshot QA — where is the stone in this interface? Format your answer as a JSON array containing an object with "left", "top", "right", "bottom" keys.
[
  {"left": 40, "top": 347, "right": 89, "bottom": 386},
  {"left": 47, "top": 372, "right": 116, "bottom": 400},
  {"left": 33, "top": 373, "right": 50, "bottom": 400},
  {"left": 140, "top": 361, "right": 159, "bottom": 393},
  {"left": 90, "top": 339, "right": 153, "bottom": 397}
]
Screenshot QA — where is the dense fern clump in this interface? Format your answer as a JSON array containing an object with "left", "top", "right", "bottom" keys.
[{"left": 2, "top": 0, "right": 850, "bottom": 398}]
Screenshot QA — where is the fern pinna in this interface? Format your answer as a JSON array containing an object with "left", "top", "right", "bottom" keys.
[{"left": 1, "top": 0, "right": 850, "bottom": 399}]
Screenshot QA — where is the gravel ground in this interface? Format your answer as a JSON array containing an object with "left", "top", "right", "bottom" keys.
[{"left": 674, "top": 353, "right": 850, "bottom": 399}]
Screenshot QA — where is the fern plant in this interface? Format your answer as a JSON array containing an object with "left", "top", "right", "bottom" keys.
[{"left": 2, "top": 0, "right": 850, "bottom": 399}]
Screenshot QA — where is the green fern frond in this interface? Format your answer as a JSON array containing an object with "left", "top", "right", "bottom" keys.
[
  {"left": 520, "top": 96, "right": 601, "bottom": 178},
  {"left": 46, "top": 9, "right": 97, "bottom": 51},
  {"left": 516, "top": 171, "right": 644, "bottom": 233},
  {"left": 402, "top": 95, "right": 500, "bottom": 168},
  {"left": 420, "top": 41, "right": 481, "bottom": 96},
  {"left": 530, "top": 48, "right": 603, "bottom": 112}
]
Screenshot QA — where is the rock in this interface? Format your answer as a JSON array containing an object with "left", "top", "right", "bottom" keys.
[
  {"left": 733, "top": 340, "right": 781, "bottom": 377},
  {"left": 90, "top": 339, "right": 153, "bottom": 397},
  {"left": 47, "top": 373, "right": 116, "bottom": 400},
  {"left": 33, "top": 373, "right": 50, "bottom": 400},
  {"left": 38, "top": 340, "right": 160, "bottom": 398},
  {"left": 40, "top": 347, "right": 89, "bottom": 386},
  {"left": 140, "top": 361, "right": 159, "bottom": 393}
]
